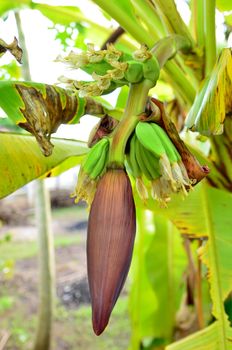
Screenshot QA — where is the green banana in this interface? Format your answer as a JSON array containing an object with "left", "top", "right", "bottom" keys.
[
  {"left": 138, "top": 140, "right": 160, "bottom": 180},
  {"left": 142, "top": 56, "right": 160, "bottom": 84},
  {"left": 134, "top": 136, "right": 153, "bottom": 181},
  {"left": 90, "top": 141, "right": 109, "bottom": 179},
  {"left": 127, "top": 135, "right": 149, "bottom": 202},
  {"left": 83, "top": 61, "right": 114, "bottom": 77},
  {"left": 129, "top": 134, "right": 142, "bottom": 178},
  {"left": 150, "top": 123, "right": 181, "bottom": 164},
  {"left": 148, "top": 123, "right": 191, "bottom": 192},
  {"left": 73, "top": 138, "right": 109, "bottom": 206},
  {"left": 125, "top": 154, "right": 133, "bottom": 175},
  {"left": 124, "top": 61, "right": 143, "bottom": 83},
  {"left": 83, "top": 138, "right": 109, "bottom": 177},
  {"left": 135, "top": 122, "right": 175, "bottom": 183},
  {"left": 135, "top": 121, "right": 166, "bottom": 158}
]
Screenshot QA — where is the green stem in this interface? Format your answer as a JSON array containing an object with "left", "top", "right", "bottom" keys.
[
  {"left": 165, "top": 61, "right": 196, "bottom": 104},
  {"left": 131, "top": 0, "right": 166, "bottom": 39},
  {"left": 15, "top": 11, "right": 55, "bottom": 350},
  {"left": 195, "top": 0, "right": 205, "bottom": 47},
  {"left": 204, "top": 0, "right": 216, "bottom": 76},
  {"left": 34, "top": 180, "right": 55, "bottom": 350},
  {"left": 151, "top": 35, "right": 191, "bottom": 68},
  {"left": 190, "top": 0, "right": 205, "bottom": 48},
  {"left": 108, "top": 80, "right": 153, "bottom": 166},
  {"left": 93, "top": 0, "right": 154, "bottom": 45},
  {"left": 14, "top": 12, "right": 31, "bottom": 80},
  {"left": 151, "top": 35, "right": 199, "bottom": 94},
  {"left": 151, "top": 0, "right": 195, "bottom": 46},
  {"left": 175, "top": 55, "right": 199, "bottom": 90}
]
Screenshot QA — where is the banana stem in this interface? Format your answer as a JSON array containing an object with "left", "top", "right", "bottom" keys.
[
  {"left": 92, "top": 0, "right": 154, "bottom": 45},
  {"left": 131, "top": 0, "right": 166, "bottom": 39},
  {"left": 204, "top": 0, "right": 216, "bottom": 76},
  {"left": 151, "top": 35, "right": 191, "bottom": 68},
  {"left": 108, "top": 79, "right": 153, "bottom": 167},
  {"left": 150, "top": 35, "right": 198, "bottom": 103},
  {"left": 151, "top": 0, "right": 194, "bottom": 46},
  {"left": 194, "top": 0, "right": 205, "bottom": 47}
]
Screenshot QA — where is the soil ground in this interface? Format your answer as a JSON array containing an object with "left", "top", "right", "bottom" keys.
[{"left": 0, "top": 194, "right": 131, "bottom": 350}]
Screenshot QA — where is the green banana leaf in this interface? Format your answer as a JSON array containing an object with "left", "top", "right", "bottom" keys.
[
  {"left": 33, "top": 4, "right": 87, "bottom": 26},
  {"left": 0, "top": 0, "right": 86, "bottom": 19},
  {"left": 129, "top": 209, "right": 158, "bottom": 349},
  {"left": 225, "top": 13, "right": 232, "bottom": 26},
  {"left": 0, "top": 132, "right": 87, "bottom": 198},
  {"left": 145, "top": 215, "right": 187, "bottom": 341},
  {"left": 0, "top": 0, "right": 30, "bottom": 17},
  {"left": 129, "top": 210, "right": 187, "bottom": 349},
  {"left": 142, "top": 182, "right": 232, "bottom": 349},
  {"left": 167, "top": 322, "right": 229, "bottom": 350},
  {"left": 216, "top": 0, "right": 232, "bottom": 11},
  {"left": 92, "top": 0, "right": 154, "bottom": 46}
]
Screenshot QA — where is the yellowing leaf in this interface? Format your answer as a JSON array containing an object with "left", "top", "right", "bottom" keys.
[
  {"left": 167, "top": 321, "right": 232, "bottom": 350},
  {"left": 186, "top": 49, "right": 232, "bottom": 135},
  {"left": 0, "top": 81, "right": 82, "bottom": 156},
  {"left": 145, "top": 183, "right": 232, "bottom": 349},
  {"left": 129, "top": 210, "right": 187, "bottom": 348},
  {"left": 0, "top": 132, "right": 87, "bottom": 198}
]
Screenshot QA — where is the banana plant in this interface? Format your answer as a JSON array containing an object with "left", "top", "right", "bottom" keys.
[{"left": 0, "top": 0, "right": 232, "bottom": 349}]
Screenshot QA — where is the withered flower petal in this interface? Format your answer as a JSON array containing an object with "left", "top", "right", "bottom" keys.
[{"left": 87, "top": 169, "right": 136, "bottom": 335}]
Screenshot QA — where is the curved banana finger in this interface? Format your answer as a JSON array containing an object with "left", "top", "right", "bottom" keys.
[
  {"left": 150, "top": 122, "right": 180, "bottom": 164},
  {"left": 73, "top": 138, "right": 109, "bottom": 205},
  {"left": 135, "top": 121, "right": 166, "bottom": 158},
  {"left": 129, "top": 134, "right": 142, "bottom": 178},
  {"left": 83, "top": 138, "right": 109, "bottom": 175},
  {"left": 138, "top": 141, "right": 161, "bottom": 180},
  {"left": 90, "top": 140, "right": 109, "bottom": 179},
  {"left": 134, "top": 135, "right": 153, "bottom": 181}
]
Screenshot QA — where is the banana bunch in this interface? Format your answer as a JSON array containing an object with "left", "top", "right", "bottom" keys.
[
  {"left": 126, "top": 122, "right": 191, "bottom": 205},
  {"left": 57, "top": 44, "right": 160, "bottom": 97},
  {"left": 72, "top": 138, "right": 110, "bottom": 205}
]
